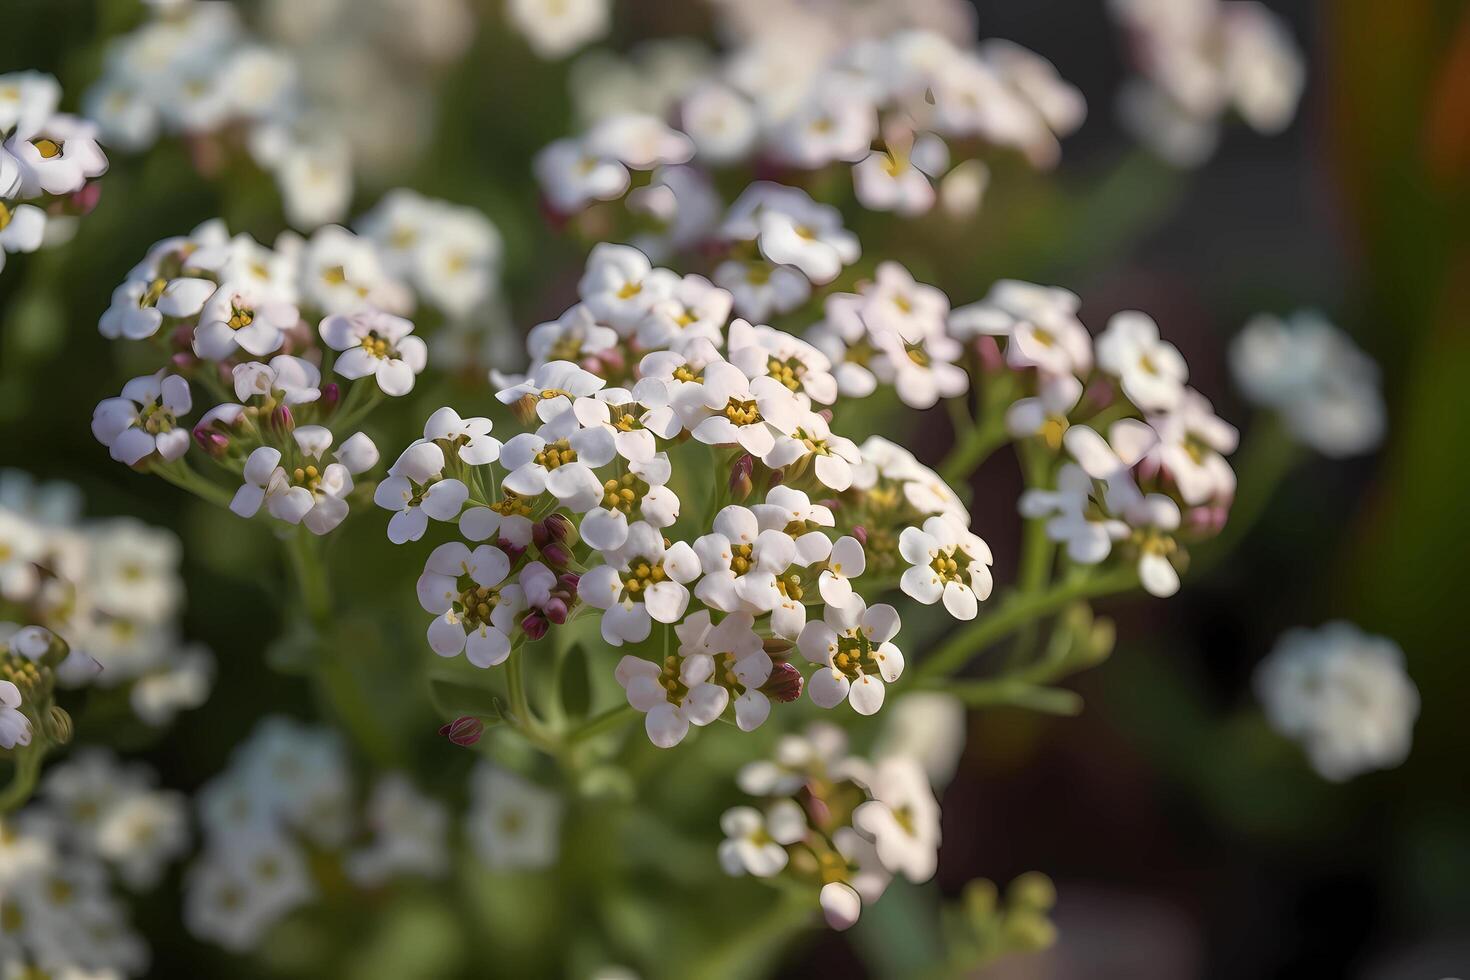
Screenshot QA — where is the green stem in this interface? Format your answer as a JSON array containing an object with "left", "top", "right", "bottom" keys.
[
  {"left": 938, "top": 417, "right": 1008, "bottom": 485},
  {"left": 0, "top": 739, "right": 47, "bottom": 814},
  {"left": 926, "top": 678, "right": 1083, "bottom": 715},
  {"left": 566, "top": 704, "right": 637, "bottom": 744},
  {"left": 914, "top": 566, "right": 1138, "bottom": 683},
  {"left": 153, "top": 459, "right": 237, "bottom": 510}
]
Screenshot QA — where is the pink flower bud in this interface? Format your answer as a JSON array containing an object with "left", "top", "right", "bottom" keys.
[
  {"left": 850, "top": 524, "right": 868, "bottom": 546},
  {"left": 543, "top": 597, "right": 569, "bottom": 625},
  {"left": 975, "top": 335, "right": 1005, "bottom": 373},
  {"left": 542, "top": 513, "right": 574, "bottom": 542},
  {"left": 760, "top": 661, "right": 804, "bottom": 703},
  {"left": 557, "top": 572, "right": 581, "bottom": 593},
  {"left": 320, "top": 383, "right": 341, "bottom": 412},
  {"left": 521, "top": 611, "right": 549, "bottom": 640},
  {"left": 69, "top": 181, "right": 102, "bottom": 216},
  {"left": 439, "top": 716, "right": 484, "bottom": 747},
  {"left": 270, "top": 404, "right": 295, "bottom": 434},
  {"left": 729, "top": 453, "right": 755, "bottom": 500},
  {"left": 192, "top": 425, "right": 229, "bottom": 457},
  {"left": 540, "top": 542, "right": 573, "bottom": 568}
]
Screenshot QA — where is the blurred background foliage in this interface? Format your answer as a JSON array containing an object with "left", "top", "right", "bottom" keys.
[{"left": 2, "top": 0, "right": 1469, "bottom": 977}]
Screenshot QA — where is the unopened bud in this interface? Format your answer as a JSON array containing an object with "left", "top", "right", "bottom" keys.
[
  {"left": 760, "top": 661, "right": 804, "bottom": 703},
  {"left": 850, "top": 525, "right": 868, "bottom": 546},
  {"left": 975, "top": 335, "right": 1005, "bottom": 373},
  {"left": 729, "top": 454, "right": 754, "bottom": 501},
  {"left": 170, "top": 352, "right": 197, "bottom": 372},
  {"left": 1008, "top": 872, "right": 1057, "bottom": 911},
  {"left": 270, "top": 404, "right": 295, "bottom": 434},
  {"left": 320, "top": 383, "right": 341, "bottom": 412},
  {"left": 817, "top": 408, "right": 834, "bottom": 423},
  {"left": 540, "top": 542, "right": 573, "bottom": 568},
  {"left": 542, "top": 513, "right": 575, "bottom": 544},
  {"left": 69, "top": 181, "right": 102, "bottom": 216},
  {"left": 193, "top": 424, "right": 229, "bottom": 457},
  {"left": 762, "top": 637, "right": 793, "bottom": 656},
  {"left": 543, "top": 597, "right": 569, "bottom": 625},
  {"left": 767, "top": 468, "right": 784, "bottom": 488},
  {"left": 439, "top": 716, "right": 484, "bottom": 747},
  {"left": 521, "top": 611, "right": 550, "bottom": 640},
  {"left": 557, "top": 572, "right": 581, "bottom": 594},
  {"left": 511, "top": 394, "right": 540, "bottom": 425},
  {"left": 45, "top": 705, "right": 74, "bottom": 745},
  {"left": 1079, "top": 377, "right": 1115, "bottom": 414}
]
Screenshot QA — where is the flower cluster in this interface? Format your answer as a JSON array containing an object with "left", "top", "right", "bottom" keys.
[
  {"left": 724, "top": 723, "right": 943, "bottom": 931},
  {"left": 185, "top": 717, "right": 450, "bottom": 951},
  {"left": 90, "top": 199, "right": 500, "bottom": 536},
  {"left": 535, "top": 25, "right": 1083, "bottom": 226},
  {"left": 85, "top": 0, "right": 476, "bottom": 229},
  {"left": 382, "top": 244, "right": 991, "bottom": 744},
  {"left": 1230, "top": 310, "right": 1385, "bottom": 458},
  {"left": 1, "top": 71, "right": 107, "bottom": 276},
  {"left": 1254, "top": 622, "right": 1419, "bottom": 782},
  {"left": 0, "top": 751, "right": 186, "bottom": 977},
  {"left": 1110, "top": 0, "right": 1304, "bottom": 166},
  {"left": 0, "top": 470, "right": 213, "bottom": 727}
]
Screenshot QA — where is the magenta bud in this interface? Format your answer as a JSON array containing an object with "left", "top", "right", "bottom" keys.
[
  {"left": 70, "top": 181, "right": 102, "bottom": 215},
  {"left": 498, "top": 539, "right": 527, "bottom": 561},
  {"left": 439, "top": 716, "right": 484, "bottom": 747},
  {"left": 320, "top": 383, "right": 341, "bottom": 411},
  {"left": 760, "top": 661, "right": 804, "bottom": 703},
  {"left": 975, "top": 335, "right": 1005, "bottom": 373},
  {"left": 521, "top": 611, "right": 549, "bottom": 640},
  {"left": 543, "top": 513, "right": 574, "bottom": 542},
  {"left": 557, "top": 572, "right": 581, "bottom": 593},
  {"left": 850, "top": 524, "right": 868, "bottom": 546},
  {"left": 271, "top": 404, "right": 295, "bottom": 434},
  {"left": 595, "top": 347, "right": 626, "bottom": 374},
  {"left": 767, "top": 468, "right": 785, "bottom": 488},
  {"left": 171, "top": 352, "right": 197, "bottom": 371},
  {"left": 799, "top": 788, "right": 831, "bottom": 828},
  {"left": 541, "top": 542, "right": 572, "bottom": 568},
  {"left": 532, "top": 520, "right": 550, "bottom": 548},
  {"left": 818, "top": 408, "right": 834, "bottom": 423},
  {"left": 543, "top": 597, "right": 569, "bottom": 625},
  {"left": 192, "top": 425, "right": 229, "bottom": 457}
]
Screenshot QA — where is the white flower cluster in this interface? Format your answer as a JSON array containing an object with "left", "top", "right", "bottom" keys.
[
  {"left": 1110, "top": 0, "right": 1305, "bottom": 166},
  {"left": 468, "top": 763, "right": 564, "bottom": 871},
  {"left": 508, "top": 0, "right": 611, "bottom": 59},
  {"left": 535, "top": 26, "right": 1083, "bottom": 223},
  {"left": 381, "top": 244, "right": 989, "bottom": 744},
  {"left": 85, "top": 0, "right": 477, "bottom": 229},
  {"left": 90, "top": 198, "right": 499, "bottom": 535},
  {"left": 725, "top": 723, "right": 942, "bottom": 931},
  {"left": 1, "top": 71, "right": 108, "bottom": 276},
  {"left": 0, "top": 470, "right": 213, "bottom": 726},
  {"left": 185, "top": 717, "right": 450, "bottom": 951},
  {"left": 1230, "top": 311, "right": 1385, "bottom": 458},
  {"left": 1, "top": 751, "right": 187, "bottom": 977},
  {"left": 1254, "top": 622, "right": 1419, "bottom": 783},
  {"left": 941, "top": 282, "right": 1237, "bottom": 597}
]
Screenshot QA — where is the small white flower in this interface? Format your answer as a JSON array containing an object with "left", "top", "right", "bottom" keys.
[
  {"left": 507, "top": 0, "right": 610, "bottom": 59},
  {"left": 417, "top": 541, "right": 523, "bottom": 666},
  {"left": 799, "top": 597, "right": 903, "bottom": 716},
  {"left": 468, "top": 763, "right": 562, "bottom": 871},
  {"left": 1254, "top": 622, "right": 1418, "bottom": 782},
  {"left": 495, "top": 359, "right": 607, "bottom": 422},
  {"left": 1019, "top": 463, "right": 1127, "bottom": 564},
  {"left": 727, "top": 318, "right": 839, "bottom": 406},
  {"left": 577, "top": 243, "right": 678, "bottom": 332},
  {"left": 527, "top": 304, "right": 620, "bottom": 371},
  {"left": 763, "top": 410, "right": 863, "bottom": 492},
  {"left": 852, "top": 757, "right": 941, "bottom": 882},
  {"left": 0, "top": 678, "right": 31, "bottom": 748},
  {"left": 99, "top": 275, "right": 216, "bottom": 341},
  {"left": 1095, "top": 311, "right": 1189, "bottom": 411},
  {"left": 92, "top": 371, "right": 192, "bottom": 466},
  {"left": 714, "top": 259, "right": 811, "bottom": 321},
  {"left": 718, "top": 801, "right": 806, "bottom": 877},
  {"left": 499, "top": 412, "right": 617, "bottom": 512},
  {"left": 771, "top": 84, "right": 877, "bottom": 168},
  {"left": 320, "top": 309, "right": 428, "bottom": 396},
  {"left": 899, "top": 515, "right": 994, "bottom": 620},
  {"left": 578, "top": 452, "right": 680, "bottom": 552},
  {"left": 816, "top": 535, "right": 867, "bottom": 609},
  {"left": 949, "top": 278, "right": 1093, "bottom": 376},
  {"left": 1005, "top": 373, "right": 1083, "bottom": 445},
  {"left": 852, "top": 133, "right": 949, "bottom": 216},
  {"left": 7, "top": 113, "right": 107, "bottom": 197},
  {"left": 423, "top": 406, "right": 501, "bottom": 465},
  {"left": 680, "top": 81, "right": 758, "bottom": 163},
  {"left": 345, "top": 774, "right": 449, "bottom": 886},
  {"left": 637, "top": 273, "right": 731, "bottom": 349},
  {"left": 686, "top": 360, "right": 803, "bottom": 457},
  {"left": 1146, "top": 389, "right": 1239, "bottom": 506},
  {"left": 584, "top": 112, "right": 694, "bottom": 170},
  {"left": 533, "top": 137, "right": 630, "bottom": 213},
  {"left": 578, "top": 521, "right": 700, "bottom": 646},
  {"left": 373, "top": 441, "right": 469, "bottom": 544},
  {"left": 694, "top": 506, "right": 800, "bottom": 614},
  {"left": 232, "top": 355, "right": 321, "bottom": 406},
  {"left": 755, "top": 203, "right": 860, "bottom": 286},
  {"left": 192, "top": 281, "right": 299, "bottom": 360},
  {"left": 460, "top": 497, "right": 536, "bottom": 550}
]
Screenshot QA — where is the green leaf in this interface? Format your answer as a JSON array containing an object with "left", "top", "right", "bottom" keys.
[{"left": 427, "top": 677, "right": 505, "bottom": 722}]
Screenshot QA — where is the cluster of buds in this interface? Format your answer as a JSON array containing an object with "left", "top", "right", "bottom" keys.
[{"left": 0, "top": 626, "right": 72, "bottom": 751}]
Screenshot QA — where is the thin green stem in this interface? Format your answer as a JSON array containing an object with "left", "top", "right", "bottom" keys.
[
  {"left": 566, "top": 704, "right": 637, "bottom": 744},
  {"left": 914, "top": 566, "right": 1138, "bottom": 683},
  {"left": 153, "top": 459, "right": 237, "bottom": 510},
  {"left": 0, "top": 738, "right": 46, "bottom": 814}
]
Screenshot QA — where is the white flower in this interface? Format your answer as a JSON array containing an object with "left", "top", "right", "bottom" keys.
[
  {"left": 416, "top": 541, "right": 523, "bottom": 666},
  {"left": 860, "top": 262, "right": 951, "bottom": 344},
  {"left": 7, "top": 113, "right": 108, "bottom": 197},
  {"left": 949, "top": 278, "right": 1092, "bottom": 376},
  {"left": 899, "top": 515, "right": 994, "bottom": 620},
  {"left": 852, "top": 757, "right": 941, "bottom": 882},
  {"left": 1124, "top": 492, "right": 1184, "bottom": 598},
  {"left": 1147, "top": 389, "right": 1238, "bottom": 506},
  {"left": 272, "top": 135, "right": 353, "bottom": 231},
  {"left": 0, "top": 679, "right": 31, "bottom": 748},
  {"left": 469, "top": 763, "right": 562, "bottom": 870},
  {"left": 764, "top": 411, "right": 863, "bottom": 492},
  {"left": 507, "top": 0, "right": 610, "bottom": 59},
  {"left": 799, "top": 597, "right": 903, "bottom": 716},
  {"left": 499, "top": 412, "right": 617, "bottom": 512},
  {"left": 584, "top": 112, "right": 694, "bottom": 170},
  {"left": 727, "top": 318, "right": 839, "bottom": 406},
  {"left": 686, "top": 360, "right": 803, "bottom": 457},
  {"left": 1095, "top": 311, "right": 1189, "bottom": 411},
  {"left": 0, "top": 201, "right": 46, "bottom": 268},
  {"left": 232, "top": 355, "right": 321, "bottom": 405},
  {"left": 852, "top": 133, "right": 949, "bottom": 216},
  {"left": 184, "top": 839, "right": 315, "bottom": 952},
  {"left": 714, "top": 259, "right": 811, "bottom": 321},
  {"left": 423, "top": 406, "right": 501, "bottom": 465},
  {"left": 718, "top": 801, "right": 806, "bottom": 877},
  {"left": 320, "top": 309, "right": 428, "bottom": 396},
  {"left": 1230, "top": 311, "right": 1385, "bottom": 458},
  {"left": 872, "top": 327, "right": 968, "bottom": 410},
  {"left": 495, "top": 359, "right": 607, "bottom": 422},
  {"left": 1005, "top": 373, "right": 1083, "bottom": 445},
  {"left": 694, "top": 506, "right": 800, "bottom": 614},
  {"left": 771, "top": 84, "right": 877, "bottom": 168},
  {"left": 345, "top": 774, "right": 449, "bottom": 886},
  {"left": 299, "top": 224, "right": 410, "bottom": 315},
  {"left": 373, "top": 441, "right": 469, "bottom": 544},
  {"left": 578, "top": 452, "right": 680, "bottom": 552},
  {"left": 98, "top": 275, "right": 216, "bottom": 340},
  {"left": 820, "top": 881, "right": 864, "bottom": 931},
  {"left": 578, "top": 521, "right": 700, "bottom": 646},
  {"left": 637, "top": 273, "right": 731, "bottom": 349},
  {"left": 92, "top": 371, "right": 192, "bottom": 466},
  {"left": 526, "top": 304, "right": 619, "bottom": 372},
  {"left": 682, "top": 609, "right": 774, "bottom": 730},
  {"left": 577, "top": 243, "right": 678, "bottom": 332},
  {"left": 533, "top": 137, "right": 630, "bottom": 213},
  {"left": 1019, "top": 463, "right": 1127, "bottom": 564},
  {"left": 755, "top": 202, "right": 860, "bottom": 286},
  {"left": 1255, "top": 622, "right": 1418, "bottom": 782},
  {"left": 192, "top": 281, "right": 299, "bottom": 360},
  {"left": 680, "top": 81, "right": 758, "bottom": 163},
  {"left": 816, "top": 535, "right": 867, "bottom": 609},
  {"left": 0, "top": 509, "right": 43, "bottom": 600},
  {"left": 460, "top": 497, "right": 536, "bottom": 550}
]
